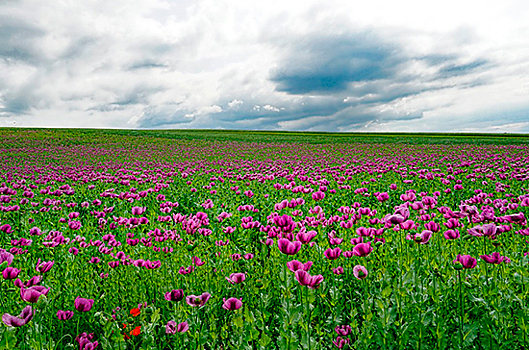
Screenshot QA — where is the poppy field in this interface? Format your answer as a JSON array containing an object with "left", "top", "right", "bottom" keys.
[{"left": 1, "top": 128, "right": 529, "bottom": 350}]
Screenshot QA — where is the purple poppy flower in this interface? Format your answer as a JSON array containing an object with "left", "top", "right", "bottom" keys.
[
  {"left": 480, "top": 252, "right": 510, "bottom": 265},
  {"left": 192, "top": 256, "right": 205, "bottom": 266},
  {"left": 2, "top": 305, "right": 33, "bottom": 327},
  {"left": 482, "top": 224, "right": 498, "bottom": 237},
  {"left": 296, "top": 230, "right": 317, "bottom": 244},
  {"left": 164, "top": 289, "right": 184, "bottom": 302},
  {"left": 176, "top": 321, "right": 189, "bottom": 333},
  {"left": 186, "top": 292, "right": 211, "bottom": 307},
  {"left": 295, "top": 270, "right": 324, "bottom": 289},
  {"left": 332, "top": 266, "right": 344, "bottom": 275},
  {"left": 0, "top": 248, "right": 14, "bottom": 266},
  {"left": 167, "top": 320, "right": 189, "bottom": 334},
  {"left": 407, "top": 230, "right": 433, "bottom": 244},
  {"left": 57, "top": 310, "right": 74, "bottom": 320},
  {"left": 20, "top": 286, "right": 49, "bottom": 303},
  {"left": 131, "top": 206, "right": 146, "bottom": 215},
  {"left": 352, "top": 242, "right": 373, "bottom": 257},
  {"left": 335, "top": 325, "right": 352, "bottom": 336},
  {"left": 74, "top": 297, "right": 95, "bottom": 312},
  {"left": 278, "top": 239, "right": 301, "bottom": 255},
  {"left": 2, "top": 267, "right": 21, "bottom": 280},
  {"left": 312, "top": 191, "right": 325, "bottom": 201},
  {"left": 76, "top": 332, "right": 98, "bottom": 350},
  {"left": 286, "top": 260, "right": 312, "bottom": 272},
  {"left": 226, "top": 273, "right": 246, "bottom": 284},
  {"left": 443, "top": 229, "right": 460, "bottom": 240},
  {"left": 453, "top": 255, "right": 477, "bottom": 269},
  {"left": 324, "top": 247, "right": 342, "bottom": 260},
  {"left": 222, "top": 297, "right": 243, "bottom": 311},
  {"left": 35, "top": 259, "right": 54, "bottom": 274},
  {"left": 353, "top": 265, "right": 368, "bottom": 280},
  {"left": 166, "top": 320, "right": 177, "bottom": 334},
  {"left": 333, "top": 336, "right": 350, "bottom": 349}
]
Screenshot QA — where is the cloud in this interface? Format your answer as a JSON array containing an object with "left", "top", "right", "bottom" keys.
[
  {"left": 269, "top": 33, "right": 404, "bottom": 94},
  {"left": 1, "top": 0, "right": 528, "bottom": 132}
]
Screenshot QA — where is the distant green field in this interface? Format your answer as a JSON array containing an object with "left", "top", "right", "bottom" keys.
[{"left": 2, "top": 128, "right": 529, "bottom": 146}]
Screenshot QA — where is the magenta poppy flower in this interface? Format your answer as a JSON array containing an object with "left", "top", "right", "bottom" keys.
[
  {"left": 165, "top": 289, "right": 184, "bottom": 302},
  {"left": 176, "top": 321, "right": 189, "bottom": 333},
  {"left": 333, "top": 336, "right": 350, "bottom": 348},
  {"left": 324, "top": 247, "right": 342, "bottom": 260},
  {"left": 352, "top": 242, "right": 373, "bottom": 257},
  {"left": 131, "top": 206, "right": 146, "bottom": 215},
  {"left": 278, "top": 239, "right": 301, "bottom": 255},
  {"left": 68, "top": 221, "right": 82, "bottom": 230},
  {"left": 76, "top": 333, "right": 98, "bottom": 350},
  {"left": 74, "top": 297, "right": 95, "bottom": 312},
  {"left": 14, "top": 275, "right": 42, "bottom": 289},
  {"left": 332, "top": 266, "right": 344, "bottom": 275},
  {"left": 20, "top": 286, "right": 49, "bottom": 303},
  {"left": 2, "top": 267, "right": 21, "bottom": 280},
  {"left": 286, "top": 260, "right": 312, "bottom": 272},
  {"left": 226, "top": 273, "right": 246, "bottom": 284},
  {"left": 222, "top": 297, "right": 243, "bottom": 311},
  {"left": 166, "top": 320, "right": 189, "bottom": 334},
  {"left": 312, "top": 191, "right": 325, "bottom": 201},
  {"left": 480, "top": 252, "right": 510, "bottom": 264},
  {"left": 353, "top": 265, "right": 368, "bottom": 280},
  {"left": 416, "top": 230, "right": 433, "bottom": 244},
  {"left": 335, "top": 325, "right": 352, "bottom": 336},
  {"left": 192, "top": 256, "right": 205, "bottom": 266},
  {"left": 482, "top": 223, "right": 498, "bottom": 237},
  {"left": 453, "top": 255, "right": 477, "bottom": 269},
  {"left": 165, "top": 321, "right": 177, "bottom": 334},
  {"left": 57, "top": 310, "right": 74, "bottom": 320},
  {"left": 35, "top": 259, "right": 54, "bottom": 273},
  {"left": 186, "top": 292, "right": 211, "bottom": 307},
  {"left": 387, "top": 214, "right": 405, "bottom": 225},
  {"left": 0, "top": 248, "right": 14, "bottom": 266},
  {"left": 443, "top": 229, "right": 460, "bottom": 240},
  {"left": 296, "top": 230, "right": 317, "bottom": 244},
  {"left": 2, "top": 305, "right": 33, "bottom": 327},
  {"left": 295, "top": 270, "right": 324, "bottom": 289}
]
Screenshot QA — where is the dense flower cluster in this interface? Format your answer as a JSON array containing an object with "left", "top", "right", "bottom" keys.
[{"left": 0, "top": 129, "right": 528, "bottom": 349}]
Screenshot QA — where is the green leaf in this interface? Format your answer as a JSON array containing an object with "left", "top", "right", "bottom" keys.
[
  {"left": 150, "top": 308, "right": 160, "bottom": 324},
  {"left": 0, "top": 328, "right": 18, "bottom": 350},
  {"left": 233, "top": 316, "right": 244, "bottom": 328},
  {"left": 258, "top": 333, "right": 271, "bottom": 347}
]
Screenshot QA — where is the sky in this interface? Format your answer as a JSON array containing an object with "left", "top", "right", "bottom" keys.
[{"left": 1, "top": 0, "right": 529, "bottom": 132}]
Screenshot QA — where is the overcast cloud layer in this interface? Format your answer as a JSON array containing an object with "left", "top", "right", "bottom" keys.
[{"left": 1, "top": 0, "right": 529, "bottom": 132}]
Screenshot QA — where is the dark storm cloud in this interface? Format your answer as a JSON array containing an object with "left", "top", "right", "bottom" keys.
[
  {"left": 128, "top": 61, "right": 169, "bottom": 70},
  {"left": 87, "top": 85, "right": 167, "bottom": 112},
  {"left": 1, "top": 93, "right": 32, "bottom": 115},
  {"left": 270, "top": 34, "right": 404, "bottom": 95},
  {"left": 0, "top": 15, "right": 45, "bottom": 64},
  {"left": 437, "top": 59, "right": 489, "bottom": 77},
  {"left": 136, "top": 104, "right": 193, "bottom": 128}
]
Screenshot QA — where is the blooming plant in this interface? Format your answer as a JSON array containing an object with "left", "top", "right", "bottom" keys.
[{"left": 0, "top": 129, "right": 528, "bottom": 349}]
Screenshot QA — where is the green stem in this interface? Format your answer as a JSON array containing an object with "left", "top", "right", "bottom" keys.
[{"left": 458, "top": 270, "right": 463, "bottom": 350}]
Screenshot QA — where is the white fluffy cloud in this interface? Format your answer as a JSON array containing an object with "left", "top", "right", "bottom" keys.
[{"left": 1, "top": 0, "right": 528, "bottom": 132}]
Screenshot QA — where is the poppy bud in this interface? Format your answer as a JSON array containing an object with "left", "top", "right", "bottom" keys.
[
  {"left": 453, "top": 262, "right": 463, "bottom": 270},
  {"left": 36, "top": 294, "right": 48, "bottom": 308}
]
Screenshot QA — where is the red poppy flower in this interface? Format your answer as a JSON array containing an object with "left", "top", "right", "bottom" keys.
[
  {"left": 130, "top": 326, "right": 141, "bottom": 336},
  {"left": 130, "top": 308, "right": 140, "bottom": 317}
]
